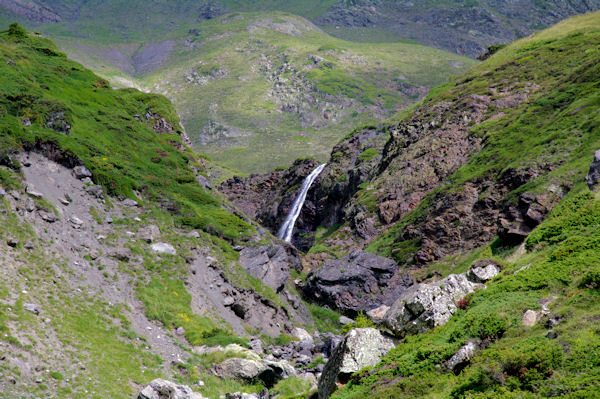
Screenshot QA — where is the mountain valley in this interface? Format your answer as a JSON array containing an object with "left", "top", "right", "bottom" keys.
[{"left": 0, "top": 2, "right": 600, "bottom": 399}]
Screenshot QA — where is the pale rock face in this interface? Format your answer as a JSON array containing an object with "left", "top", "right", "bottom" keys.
[
  {"left": 366, "top": 305, "right": 390, "bottom": 322},
  {"left": 522, "top": 309, "right": 538, "bottom": 326},
  {"left": 318, "top": 328, "right": 395, "bottom": 399},
  {"left": 384, "top": 274, "right": 480, "bottom": 336},
  {"left": 138, "top": 378, "right": 206, "bottom": 399},
  {"left": 446, "top": 341, "right": 479, "bottom": 372},
  {"left": 291, "top": 327, "right": 313, "bottom": 343},
  {"left": 151, "top": 242, "right": 176, "bottom": 255},
  {"left": 467, "top": 263, "right": 500, "bottom": 283},
  {"left": 383, "top": 262, "right": 500, "bottom": 336}
]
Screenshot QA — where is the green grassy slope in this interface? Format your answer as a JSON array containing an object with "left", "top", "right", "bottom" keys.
[
  {"left": 142, "top": 12, "right": 475, "bottom": 173},
  {"left": 43, "top": 11, "right": 474, "bottom": 173},
  {"left": 0, "top": 25, "right": 295, "bottom": 398},
  {"left": 0, "top": 26, "right": 252, "bottom": 242},
  {"left": 368, "top": 11, "right": 600, "bottom": 259},
  {"left": 328, "top": 11, "right": 600, "bottom": 399}
]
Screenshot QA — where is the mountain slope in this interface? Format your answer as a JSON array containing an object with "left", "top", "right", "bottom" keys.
[
  {"left": 2, "top": 0, "right": 600, "bottom": 57},
  {"left": 219, "top": 10, "right": 600, "bottom": 398},
  {"left": 142, "top": 12, "right": 475, "bottom": 173},
  {"left": 0, "top": 25, "right": 334, "bottom": 398},
  {"left": 44, "top": 11, "right": 475, "bottom": 173}
]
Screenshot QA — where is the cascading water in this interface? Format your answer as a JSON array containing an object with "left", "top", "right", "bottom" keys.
[{"left": 277, "top": 163, "right": 327, "bottom": 243}]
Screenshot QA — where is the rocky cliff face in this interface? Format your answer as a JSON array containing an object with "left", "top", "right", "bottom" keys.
[
  {"left": 223, "top": 10, "right": 595, "bottom": 278},
  {"left": 219, "top": 158, "right": 320, "bottom": 248},
  {"left": 0, "top": 0, "right": 61, "bottom": 22},
  {"left": 318, "top": 0, "right": 600, "bottom": 57}
]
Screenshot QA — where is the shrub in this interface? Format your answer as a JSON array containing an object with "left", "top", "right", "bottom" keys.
[
  {"left": 467, "top": 313, "right": 507, "bottom": 341},
  {"left": 342, "top": 311, "right": 375, "bottom": 334},
  {"left": 8, "top": 23, "right": 27, "bottom": 38},
  {"left": 579, "top": 267, "right": 600, "bottom": 289},
  {"left": 498, "top": 338, "right": 563, "bottom": 390},
  {"left": 457, "top": 295, "right": 472, "bottom": 310}
]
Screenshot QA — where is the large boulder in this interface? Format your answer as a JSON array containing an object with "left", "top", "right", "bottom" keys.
[
  {"left": 318, "top": 328, "right": 394, "bottom": 399},
  {"left": 138, "top": 379, "right": 206, "bottom": 399},
  {"left": 384, "top": 263, "right": 499, "bottom": 336},
  {"left": 214, "top": 357, "right": 296, "bottom": 388},
  {"left": 302, "top": 251, "right": 400, "bottom": 314},
  {"left": 238, "top": 245, "right": 299, "bottom": 292}
]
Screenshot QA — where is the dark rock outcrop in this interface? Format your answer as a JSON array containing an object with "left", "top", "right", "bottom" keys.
[
  {"left": 587, "top": 149, "right": 600, "bottom": 192},
  {"left": 301, "top": 250, "right": 409, "bottom": 315},
  {"left": 316, "top": 0, "right": 600, "bottom": 58},
  {"left": 498, "top": 189, "right": 564, "bottom": 244},
  {"left": 219, "top": 159, "right": 320, "bottom": 247}
]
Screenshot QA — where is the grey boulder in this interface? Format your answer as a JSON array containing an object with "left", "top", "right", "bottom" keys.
[
  {"left": 446, "top": 341, "right": 478, "bottom": 373},
  {"left": 384, "top": 274, "right": 477, "bottom": 337},
  {"left": 139, "top": 225, "right": 160, "bottom": 243},
  {"left": 467, "top": 261, "right": 500, "bottom": 283},
  {"left": 318, "top": 328, "right": 394, "bottom": 399},
  {"left": 151, "top": 242, "right": 176, "bottom": 255},
  {"left": 73, "top": 165, "right": 92, "bottom": 179},
  {"left": 238, "top": 245, "right": 298, "bottom": 292},
  {"left": 214, "top": 357, "right": 295, "bottom": 388},
  {"left": 122, "top": 198, "right": 139, "bottom": 207},
  {"left": 25, "top": 186, "right": 43, "bottom": 198},
  {"left": 138, "top": 379, "right": 206, "bottom": 399},
  {"left": 24, "top": 303, "right": 40, "bottom": 315}
]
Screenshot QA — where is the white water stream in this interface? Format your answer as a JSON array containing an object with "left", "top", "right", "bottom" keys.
[{"left": 277, "top": 163, "right": 327, "bottom": 243}]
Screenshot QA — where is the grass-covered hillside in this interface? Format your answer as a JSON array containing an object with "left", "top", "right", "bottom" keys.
[
  {"left": 293, "top": 11, "right": 600, "bottom": 399},
  {"left": 0, "top": 25, "right": 328, "bottom": 398},
  {"left": 0, "top": 24, "right": 251, "bottom": 242},
  {"left": 3, "top": 0, "right": 595, "bottom": 173},
  {"left": 36, "top": 11, "right": 474, "bottom": 173},
  {"left": 143, "top": 12, "right": 474, "bottom": 173},
  {"left": 335, "top": 192, "right": 600, "bottom": 398}
]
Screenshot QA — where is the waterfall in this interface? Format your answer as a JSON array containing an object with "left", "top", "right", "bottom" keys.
[{"left": 277, "top": 163, "right": 327, "bottom": 243}]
